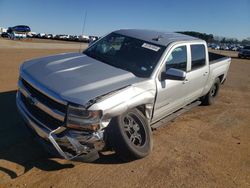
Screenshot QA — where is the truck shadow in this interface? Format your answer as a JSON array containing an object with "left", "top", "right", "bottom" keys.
[
  {"left": 0, "top": 90, "right": 74, "bottom": 180},
  {"left": 0, "top": 90, "right": 124, "bottom": 180}
]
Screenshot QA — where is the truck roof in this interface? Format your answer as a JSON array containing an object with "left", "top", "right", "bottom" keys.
[{"left": 114, "top": 29, "right": 201, "bottom": 47}]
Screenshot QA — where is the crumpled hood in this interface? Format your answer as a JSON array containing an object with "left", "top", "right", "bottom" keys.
[{"left": 21, "top": 52, "right": 145, "bottom": 105}]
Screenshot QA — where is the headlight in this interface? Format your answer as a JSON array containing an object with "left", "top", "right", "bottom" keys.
[{"left": 67, "top": 105, "right": 102, "bottom": 131}]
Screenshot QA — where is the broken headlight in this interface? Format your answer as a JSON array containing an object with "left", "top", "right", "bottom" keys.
[{"left": 66, "top": 105, "right": 102, "bottom": 131}]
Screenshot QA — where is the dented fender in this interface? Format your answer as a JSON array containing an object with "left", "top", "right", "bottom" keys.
[{"left": 88, "top": 79, "right": 156, "bottom": 125}]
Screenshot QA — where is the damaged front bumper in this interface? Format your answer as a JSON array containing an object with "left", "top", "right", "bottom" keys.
[{"left": 16, "top": 92, "right": 105, "bottom": 160}]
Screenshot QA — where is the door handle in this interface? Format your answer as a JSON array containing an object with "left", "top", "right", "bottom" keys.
[{"left": 183, "top": 79, "right": 189, "bottom": 84}]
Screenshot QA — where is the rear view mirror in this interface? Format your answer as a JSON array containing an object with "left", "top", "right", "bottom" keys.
[{"left": 161, "top": 68, "right": 186, "bottom": 81}]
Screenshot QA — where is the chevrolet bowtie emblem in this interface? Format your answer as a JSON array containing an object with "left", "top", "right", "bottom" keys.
[{"left": 27, "top": 95, "right": 38, "bottom": 105}]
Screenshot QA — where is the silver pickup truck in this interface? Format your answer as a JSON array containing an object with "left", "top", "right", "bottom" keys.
[{"left": 17, "top": 29, "right": 231, "bottom": 161}]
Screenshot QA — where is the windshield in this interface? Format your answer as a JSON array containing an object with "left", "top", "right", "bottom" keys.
[{"left": 83, "top": 32, "right": 166, "bottom": 77}]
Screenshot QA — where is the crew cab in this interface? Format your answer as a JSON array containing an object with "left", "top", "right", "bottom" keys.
[{"left": 16, "top": 29, "right": 231, "bottom": 161}]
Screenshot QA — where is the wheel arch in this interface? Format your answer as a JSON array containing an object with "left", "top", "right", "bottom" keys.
[
  {"left": 218, "top": 74, "right": 224, "bottom": 83},
  {"left": 135, "top": 103, "right": 154, "bottom": 121}
]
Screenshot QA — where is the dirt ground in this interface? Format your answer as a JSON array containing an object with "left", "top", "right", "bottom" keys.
[
  {"left": 0, "top": 38, "right": 87, "bottom": 49},
  {"left": 0, "top": 38, "right": 249, "bottom": 188}
]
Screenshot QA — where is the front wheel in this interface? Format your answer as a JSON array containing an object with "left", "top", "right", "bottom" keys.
[
  {"left": 107, "top": 108, "right": 153, "bottom": 161},
  {"left": 201, "top": 77, "right": 221, "bottom": 105}
]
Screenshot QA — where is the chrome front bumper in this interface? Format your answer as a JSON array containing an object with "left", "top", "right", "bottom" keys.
[{"left": 16, "top": 91, "right": 105, "bottom": 160}]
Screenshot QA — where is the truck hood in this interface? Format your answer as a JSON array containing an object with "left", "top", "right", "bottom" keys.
[{"left": 21, "top": 52, "right": 146, "bottom": 105}]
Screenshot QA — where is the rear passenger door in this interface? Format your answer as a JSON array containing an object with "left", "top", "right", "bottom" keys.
[{"left": 185, "top": 43, "right": 209, "bottom": 103}]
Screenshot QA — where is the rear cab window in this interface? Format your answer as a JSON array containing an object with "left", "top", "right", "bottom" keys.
[{"left": 191, "top": 44, "right": 206, "bottom": 70}]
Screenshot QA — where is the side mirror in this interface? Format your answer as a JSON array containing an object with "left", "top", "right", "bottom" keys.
[{"left": 161, "top": 68, "right": 186, "bottom": 81}]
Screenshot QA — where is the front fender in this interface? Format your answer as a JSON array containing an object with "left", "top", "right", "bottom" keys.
[{"left": 88, "top": 80, "right": 156, "bottom": 122}]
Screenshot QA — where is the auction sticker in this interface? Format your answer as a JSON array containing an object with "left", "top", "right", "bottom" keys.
[{"left": 142, "top": 43, "right": 160, "bottom": 51}]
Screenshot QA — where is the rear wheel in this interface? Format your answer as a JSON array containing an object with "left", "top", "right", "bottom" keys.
[
  {"left": 107, "top": 108, "right": 153, "bottom": 161},
  {"left": 202, "top": 78, "right": 221, "bottom": 105}
]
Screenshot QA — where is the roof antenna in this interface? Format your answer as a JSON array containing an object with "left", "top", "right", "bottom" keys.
[
  {"left": 79, "top": 10, "right": 87, "bottom": 53},
  {"left": 152, "top": 35, "right": 163, "bottom": 41}
]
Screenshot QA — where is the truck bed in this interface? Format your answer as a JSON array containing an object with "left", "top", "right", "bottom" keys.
[{"left": 209, "top": 52, "right": 229, "bottom": 64}]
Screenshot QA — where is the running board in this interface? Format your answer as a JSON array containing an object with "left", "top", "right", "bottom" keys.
[{"left": 151, "top": 101, "right": 201, "bottom": 129}]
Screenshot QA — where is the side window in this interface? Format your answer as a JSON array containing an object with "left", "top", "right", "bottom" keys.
[
  {"left": 191, "top": 44, "right": 206, "bottom": 70},
  {"left": 165, "top": 46, "right": 187, "bottom": 71}
]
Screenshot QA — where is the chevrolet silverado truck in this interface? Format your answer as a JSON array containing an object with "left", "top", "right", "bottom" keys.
[{"left": 16, "top": 29, "right": 231, "bottom": 161}]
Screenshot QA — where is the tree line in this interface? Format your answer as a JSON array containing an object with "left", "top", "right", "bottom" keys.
[{"left": 177, "top": 31, "right": 250, "bottom": 45}]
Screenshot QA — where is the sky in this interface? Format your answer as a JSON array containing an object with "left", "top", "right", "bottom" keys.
[{"left": 0, "top": 0, "right": 249, "bottom": 40}]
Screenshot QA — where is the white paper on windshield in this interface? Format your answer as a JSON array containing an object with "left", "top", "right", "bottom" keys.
[{"left": 142, "top": 43, "right": 160, "bottom": 52}]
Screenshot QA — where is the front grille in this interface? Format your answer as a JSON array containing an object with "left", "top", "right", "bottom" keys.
[
  {"left": 21, "top": 79, "right": 67, "bottom": 113},
  {"left": 20, "top": 78, "right": 67, "bottom": 130},
  {"left": 20, "top": 93, "right": 63, "bottom": 130}
]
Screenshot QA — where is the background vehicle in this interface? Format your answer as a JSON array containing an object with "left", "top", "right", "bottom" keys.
[
  {"left": 231, "top": 46, "right": 239, "bottom": 51},
  {"left": 220, "top": 45, "right": 229, "bottom": 50},
  {"left": 16, "top": 29, "right": 231, "bottom": 161},
  {"left": 7, "top": 25, "right": 31, "bottom": 39},
  {"left": 211, "top": 44, "right": 220, "bottom": 50},
  {"left": 238, "top": 46, "right": 250, "bottom": 58},
  {"left": 1, "top": 32, "right": 9, "bottom": 38}
]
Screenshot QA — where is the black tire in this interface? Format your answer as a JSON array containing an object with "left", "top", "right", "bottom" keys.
[
  {"left": 107, "top": 108, "right": 153, "bottom": 161},
  {"left": 202, "top": 77, "right": 221, "bottom": 105}
]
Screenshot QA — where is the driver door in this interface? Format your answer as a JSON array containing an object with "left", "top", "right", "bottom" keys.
[{"left": 152, "top": 44, "right": 190, "bottom": 123}]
